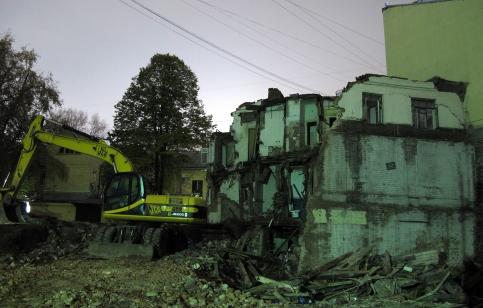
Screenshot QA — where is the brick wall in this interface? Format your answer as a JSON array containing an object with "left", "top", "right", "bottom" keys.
[{"left": 298, "top": 126, "right": 475, "bottom": 273}]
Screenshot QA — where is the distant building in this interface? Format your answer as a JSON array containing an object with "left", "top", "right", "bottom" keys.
[{"left": 28, "top": 144, "right": 107, "bottom": 222}]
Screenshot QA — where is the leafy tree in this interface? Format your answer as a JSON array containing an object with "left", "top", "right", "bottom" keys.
[
  {"left": 109, "top": 54, "right": 214, "bottom": 194},
  {"left": 49, "top": 107, "right": 109, "bottom": 138},
  {"left": 0, "top": 32, "right": 62, "bottom": 182}
]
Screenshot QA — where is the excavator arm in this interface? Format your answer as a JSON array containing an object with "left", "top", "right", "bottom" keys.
[{"left": 1, "top": 115, "right": 134, "bottom": 223}]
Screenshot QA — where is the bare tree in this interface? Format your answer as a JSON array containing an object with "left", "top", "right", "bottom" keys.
[
  {"left": 49, "top": 108, "right": 109, "bottom": 138},
  {"left": 88, "top": 113, "right": 109, "bottom": 138},
  {"left": 49, "top": 108, "right": 88, "bottom": 131}
]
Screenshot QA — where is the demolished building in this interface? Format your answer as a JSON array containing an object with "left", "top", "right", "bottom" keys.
[{"left": 206, "top": 75, "right": 475, "bottom": 274}]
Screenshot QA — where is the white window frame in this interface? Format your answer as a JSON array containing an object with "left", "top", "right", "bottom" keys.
[{"left": 363, "top": 93, "right": 383, "bottom": 124}]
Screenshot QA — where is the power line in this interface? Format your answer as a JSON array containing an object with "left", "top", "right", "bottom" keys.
[
  {"left": 284, "top": 0, "right": 385, "bottom": 46},
  {"left": 272, "top": 0, "right": 385, "bottom": 74},
  {"left": 119, "top": 0, "right": 325, "bottom": 95},
  {"left": 126, "top": 0, "right": 326, "bottom": 95},
  {"left": 286, "top": 0, "right": 386, "bottom": 68},
  {"left": 184, "top": 0, "right": 348, "bottom": 82},
  {"left": 195, "top": 0, "right": 378, "bottom": 71}
]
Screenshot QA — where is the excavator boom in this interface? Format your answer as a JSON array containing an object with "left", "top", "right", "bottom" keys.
[{"left": 1, "top": 115, "right": 135, "bottom": 222}]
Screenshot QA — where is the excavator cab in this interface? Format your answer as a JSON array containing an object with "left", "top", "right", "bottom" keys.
[{"left": 103, "top": 172, "right": 148, "bottom": 212}]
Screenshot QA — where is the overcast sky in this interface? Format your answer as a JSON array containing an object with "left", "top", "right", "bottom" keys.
[{"left": 1, "top": 0, "right": 413, "bottom": 132}]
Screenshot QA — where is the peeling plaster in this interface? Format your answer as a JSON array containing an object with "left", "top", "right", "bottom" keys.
[
  {"left": 312, "top": 209, "right": 328, "bottom": 223},
  {"left": 329, "top": 209, "right": 367, "bottom": 225}
]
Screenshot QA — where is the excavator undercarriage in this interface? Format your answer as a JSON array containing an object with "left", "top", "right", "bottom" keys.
[{"left": 88, "top": 224, "right": 192, "bottom": 261}]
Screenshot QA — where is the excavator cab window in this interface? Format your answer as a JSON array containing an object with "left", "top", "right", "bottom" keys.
[{"left": 103, "top": 173, "right": 143, "bottom": 210}]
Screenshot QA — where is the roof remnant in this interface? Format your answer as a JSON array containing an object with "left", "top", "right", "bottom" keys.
[{"left": 427, "top": 76, "right": 467, "bottom": 102}]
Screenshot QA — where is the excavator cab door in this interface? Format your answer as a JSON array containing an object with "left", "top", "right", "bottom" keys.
[{"left": 103, "top": 172, "right": 145, "bottom": 212}]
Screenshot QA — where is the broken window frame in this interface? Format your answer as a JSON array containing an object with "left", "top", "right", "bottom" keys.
[
  {"left": 362, "top": 93, "right": 383, "bottom": 124},
  {"left": 306, "top": 122, "right": 318, "bottom": 146},
  {"left": 328, "top": 117, "right": 337, "bottom": 127},
  {"left": 411, "top": 98, "right": 438, "bottom": 129}
]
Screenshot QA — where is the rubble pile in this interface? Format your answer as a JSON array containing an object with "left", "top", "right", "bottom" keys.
[
  {"left": 189, "top": 240, "right": 482, "bottom": 307},
  {"left": 0, "top": 219, "right": 481, "bottom": 307}
]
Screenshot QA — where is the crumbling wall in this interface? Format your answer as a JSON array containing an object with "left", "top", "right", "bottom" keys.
[
  {"left": 259, "top": 106, "right": 285, "bottom": 157},
  {"left": 468, "top": 126, "right": 483, "bottom": 262},
  {"left": 298, "top": 128, "right": 475, "bottom": 273}
]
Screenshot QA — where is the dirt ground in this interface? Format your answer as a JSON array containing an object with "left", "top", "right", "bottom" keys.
[{"left": 0, "top": 220, "right": 478, "bottom": 307}]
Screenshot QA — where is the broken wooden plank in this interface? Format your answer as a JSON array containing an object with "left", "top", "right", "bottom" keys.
[
  {"left": 302, "top": 251, "right": 353, "bottom": 282},
  {"left": 415, "top": 271, "right": 450, "bottom": 301},
  {"left": 311, "top": 267, "right": 377, "bottom": 280},
  {"left": 222, "top": 247, "right": 276, "bottom": 263},
  {"left": 337, "top": 245, "right": 375, "bottom": 269},
  {"left": 401, "top": 249, "right": 439, "bottom": 266},
  {"left": 236, "top": 229, "right": 251, "bottom": 251},
  {"left": 282, "top": 292, "right": 310, "bottom": 297},
  {"left": 245, "top": 282, "right": 277, "bottom": 294},
  {"left": 387, "top": 262, "right": 406, "bottom": 277},
  {"left": 419, "top": 268, "right": 451, "bottom": 285},
  {"left": 383, "top": 250, "right": 392, "bottom": 274},
  {"left": 273, "top": 289, "right": 290, "bottom": 304},
  {"left": 373, "top": 278, "right": 394, "bottom": 297},
  {"left": 256, "top": 275, "right": 298, "bottom": 293},
  {"left": 308, "top": 279, "right": 354, "bottom": 290},
  {"left": 443, "top": 279, "right": 464, "bottom": 294},
  {"left": 237, "top": 258, "right": 253, "bottom": 288},
  {"left": 245, "top": 260, "right": 261, "bottom": 278}
]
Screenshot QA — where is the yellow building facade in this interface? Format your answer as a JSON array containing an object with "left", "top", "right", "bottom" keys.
[
  {"left": 179, "top": 151, "right": 208, "bottom": 199},
  {"left": 383, "top": 0, "right": 483, "bottom": 127}
]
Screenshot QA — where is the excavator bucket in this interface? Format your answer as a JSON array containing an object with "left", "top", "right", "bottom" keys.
[
  {"left": 0, "top": 200, "right": 12, "bottom": 224},
  {"left": 87, "top": 226, "right": 160, "bottom": 261},
  {"left": 88, "top": 242, "right": 154, "bottom": 261}
]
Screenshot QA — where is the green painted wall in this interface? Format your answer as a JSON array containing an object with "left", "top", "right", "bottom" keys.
[{"left": 383, "top": 0, "right": 483, "bottom": 127}]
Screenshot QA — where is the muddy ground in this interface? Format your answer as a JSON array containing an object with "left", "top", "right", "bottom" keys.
[{"left": 0, "top": 219, "right": 480, "bottom": 307}]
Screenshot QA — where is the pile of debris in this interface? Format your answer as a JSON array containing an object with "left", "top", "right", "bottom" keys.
[
  {"left": 1, "top": 219, "right": 483, "bottom": 307},
  {"left": 186, "top": 237, "right": 483, "bottom": 307}
]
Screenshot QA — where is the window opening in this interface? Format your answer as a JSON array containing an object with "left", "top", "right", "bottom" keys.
[
  {"left": 248, "top": 128, "right": 257, "bottom": 160},
  {"left": 363, "top": 93, "right": 383, "bottom": 124},
  {"left": 329, "top": 117, "right": 336, "bottom": 127},
  {"left": 412, "top": 99, "right": 437, "bottom": 129},
  {"left": 307, "top": 122, "right": 318, "bottom": 146},
  {"left": 192, "top": 180, "right": 203, "bottom": 197}
]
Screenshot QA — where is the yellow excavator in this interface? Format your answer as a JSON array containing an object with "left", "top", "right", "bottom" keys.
[{"left": 0, "top": 115, "right": 207, "bottom": 260}]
